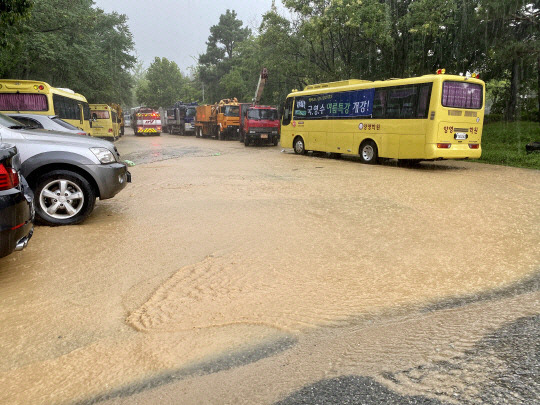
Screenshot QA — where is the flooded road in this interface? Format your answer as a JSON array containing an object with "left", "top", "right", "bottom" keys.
[{"left": 0, "top": 130, "right": 538, "bottom": 404}]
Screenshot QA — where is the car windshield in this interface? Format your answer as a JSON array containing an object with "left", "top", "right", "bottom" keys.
[
  {"left": 51, "top": 117, "right": 79, "bottom": 130},
  {"left": 247, "top": 108, "right": 278, "bottom": 120},
  {"left": 186, "top": 107, "right": 196, "bottom": 118},
  {"left": 0, "top": 112, "right": 27, "bottom": 128}
]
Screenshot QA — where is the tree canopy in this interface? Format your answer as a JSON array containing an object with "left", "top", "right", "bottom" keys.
[{"left": 0, "top": 0, "right": 135, "bottom": 104}]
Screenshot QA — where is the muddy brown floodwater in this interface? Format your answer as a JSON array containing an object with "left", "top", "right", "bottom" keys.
[{"left": 0, "top": 129, "right": 538, "bottom": 405}]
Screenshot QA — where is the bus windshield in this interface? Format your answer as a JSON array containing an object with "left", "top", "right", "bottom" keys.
[
  {"left": 92, "top": 110, "right": 110, "bottom": 119},
  {"left": 247, "top": 109, "right": 278, "bottom": 120},
  {"left": 0, "top": 93, "right": 48, "bottom": 111},
  {"left": 442, "top": 81, "right": 482, "bottom": 109}
]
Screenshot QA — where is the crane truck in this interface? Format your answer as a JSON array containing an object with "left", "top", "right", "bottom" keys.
[{"left": 240, "top": 68, "right": 280, "bottom": 146}]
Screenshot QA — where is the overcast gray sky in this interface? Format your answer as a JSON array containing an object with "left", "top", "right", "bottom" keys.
[{"left": 92, "top": 0, "right": 288, "bottom": 74}]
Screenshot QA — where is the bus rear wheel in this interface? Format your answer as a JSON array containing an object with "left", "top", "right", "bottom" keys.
[
  {"left": 294, "top": 136, "right": 306, "bottom": 155},
  {"left": 359, "top": 140, "right": 378, "bottom": 164}
]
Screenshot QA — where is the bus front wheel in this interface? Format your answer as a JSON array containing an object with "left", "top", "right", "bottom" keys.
[
  {"left": 294, "top": 137, "right": 306, "bottom": 155},
  {"left": 359, "top": 140, "right": 378, "bottom": 164}
]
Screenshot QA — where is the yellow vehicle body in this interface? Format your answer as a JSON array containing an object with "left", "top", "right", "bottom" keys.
[
  {"left": 0, "top": 79, "right": 93, "bottom": 135},
  {"left": 195, "top": 98, "right": 240, "bottom": 140},
  {"left": 90, "top": 104, "right": 117, "bottom": 139},
  {"left": 111, "top": 103, "right": 124, "bottom": 136},
  {"left": 280, "top": 74, "right": 485, "bottom": 162}
]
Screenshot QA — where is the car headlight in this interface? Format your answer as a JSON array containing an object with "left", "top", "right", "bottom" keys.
[
  {"left": 90, "top": 147, "right": 116, "bottom": 164},
  {"left": 249, "top": 130, "right": 255, "bottom": 134}
]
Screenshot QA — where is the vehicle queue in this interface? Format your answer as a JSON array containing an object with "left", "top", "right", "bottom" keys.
[{"left": 0, "top": 70, "right": 485, "bottom": 259}]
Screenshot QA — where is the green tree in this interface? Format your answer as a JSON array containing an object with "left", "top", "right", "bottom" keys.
[
  {"left": 136, "top": 57, "right": 188, "bottom": 108},
  {"left": 0, "top": 0, "right": 135, "bottom": 104},
  {"left": 198, "top": 9, "right": 251, "bottom": 102},
  {"left": 0, "top": 0, "right": 33, "bottom": 44}
]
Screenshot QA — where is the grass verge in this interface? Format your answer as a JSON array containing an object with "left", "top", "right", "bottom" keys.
[{"left": 474, "top": 121, "right": 540, "bottom": 170}]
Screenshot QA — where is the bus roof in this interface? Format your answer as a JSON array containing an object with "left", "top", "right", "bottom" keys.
[
  {"left": 0, "top": 79, "right": 88, "bottom": 102},
  {"left": 290, "top": 74, "right": 484, "bottom": 97},
  {"left": 89, "top": 104, "right": 111, "bottom": 110}
]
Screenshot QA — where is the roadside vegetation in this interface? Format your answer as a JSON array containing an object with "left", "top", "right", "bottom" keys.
[{"left": 476, "top": 121, "right": 540, "bottom": 170}]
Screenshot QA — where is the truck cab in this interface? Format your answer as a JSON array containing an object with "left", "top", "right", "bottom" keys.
[{"left": 242, "top": 106, "right": 279, "bottom": 146}]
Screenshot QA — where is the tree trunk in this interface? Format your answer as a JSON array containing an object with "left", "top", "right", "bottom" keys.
[
  {"left": 537, "top": 56, "right": 540, "bottom": 124},
  {"left": 505, "top": 58, "right": 519, "bottom": 122}
]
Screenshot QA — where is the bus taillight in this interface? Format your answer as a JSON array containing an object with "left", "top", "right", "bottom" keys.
[
  {"left": 437, "top": 143, "right": 451, "bottom": 149},
  {"left": 468, "top": 144, "right": 479, "bottom": 149}
]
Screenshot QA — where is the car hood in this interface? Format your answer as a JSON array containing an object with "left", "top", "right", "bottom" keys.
[{"left": 20, "top": 128, "right": 114, "bottom": 149}]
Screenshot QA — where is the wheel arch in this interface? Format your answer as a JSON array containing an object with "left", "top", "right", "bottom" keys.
[
  {"left": 23, "top": 155, "right": 101, "bottom": 199},
  {"left": 358, "top": 137, "right": 379, "bottom": 155}
]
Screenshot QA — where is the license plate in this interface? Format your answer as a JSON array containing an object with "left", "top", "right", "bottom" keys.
[
  {"left": 455, "top": 132, "right": 467, "bottom": 140},
  {"left": 261, "top": 134, "right": 268, "bottom": 139}
]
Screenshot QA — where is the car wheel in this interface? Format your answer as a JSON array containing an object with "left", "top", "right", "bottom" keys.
[
  {"left": 244, "top": 136, "right": 249, "bottom": 146},
  {"left": 293, "top": 136, "right": 306, "bottom": 155},
  {"left": 273, "top": 137, "right": 278, "bottom": 146},
  {"left": 35, "top": 170, "right": 96, "bottom": 226},
  {"left": 359, "top": 140, "right": 378, "bottom": 164}
]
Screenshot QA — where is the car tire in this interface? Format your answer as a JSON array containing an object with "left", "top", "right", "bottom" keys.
[
  {"left": 293, "top": 136, "right": 306, "bottom": 155},
  {"left": 273, "top": 137, "right": 278, "bottom": 146},
  {"left": 34, "top": 170, "right": 96, "bottom": 226},
  {"left": 244, "top": 136, "right": 249, "bottom": 146},
  {"left": 359, "top": 140, "right": 378, "bottom": 164}
]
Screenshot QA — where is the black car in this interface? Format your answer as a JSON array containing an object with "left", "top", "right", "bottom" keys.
[{"left": 0, "top": 144, "right": 34, "bottom": 258}]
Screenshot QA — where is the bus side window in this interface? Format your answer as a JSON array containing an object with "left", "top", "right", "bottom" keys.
[
  {"left": 416, "top": 84, "right": 432, "bottom": 118},
  {"left": 282, "top": 97, "right": 293, "bottom": 126},
  {"left": 372, "top": 89, "right": 387, "bottom": 119}
]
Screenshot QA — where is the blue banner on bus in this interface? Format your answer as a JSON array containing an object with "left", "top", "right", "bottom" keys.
[{"left": 294, "top": 88, "right": 375, "bottom": 119}]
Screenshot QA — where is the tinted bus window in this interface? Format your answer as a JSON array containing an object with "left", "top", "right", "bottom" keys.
[
  {"left": 0, "top": 93, "right": 48, "bottom": 111},
  {"left": 373, "top": 83, "right": 432, "bottom": 119},
  {"left": 53, "top": 94, "right": 79, "bottom": 120},
  {"left": 282, "top": 97, "right": 293, "bottom": 125},
  {"left": 442, "top": 81, "right": 482, "bottom": 109}
]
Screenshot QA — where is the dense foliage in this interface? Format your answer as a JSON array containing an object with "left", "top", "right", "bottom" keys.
[
  {"left": 197, "top": 1, "right": 539, "bottom": 121},
  {"left": 0, "top": 0, "right": 537, "bottom": 120},
  {"left": 0, "top": 0, "right": 135, "bottom": 104}
]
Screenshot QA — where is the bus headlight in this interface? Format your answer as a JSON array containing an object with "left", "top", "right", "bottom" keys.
[{"left": 90, "top": 147, "right": 116, "bottom": 164}]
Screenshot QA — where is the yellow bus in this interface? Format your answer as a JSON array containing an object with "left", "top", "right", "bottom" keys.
[
  {"left": 89, "top": 104, "right": 118, "bottom": 139},
  {"left": 280, "top": 72, "right": 484, "bottom": 164},
  {"left": 0, "top": 79, "right": 93, "bottom": 136}
]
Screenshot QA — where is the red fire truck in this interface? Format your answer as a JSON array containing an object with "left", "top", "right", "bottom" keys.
[{"left": 131, "top": 107, "right": 162, "bottom": 136}]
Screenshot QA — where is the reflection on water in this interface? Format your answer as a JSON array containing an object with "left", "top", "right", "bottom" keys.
[{"left": 0, "top": 133, "right": 538, "bottom": 404}]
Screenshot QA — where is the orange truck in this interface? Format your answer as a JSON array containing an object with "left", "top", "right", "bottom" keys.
[{"left": 195, "top": 98, "right": 240, "bottom": 140}]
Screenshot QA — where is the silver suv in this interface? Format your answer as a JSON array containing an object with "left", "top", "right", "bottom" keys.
[{"left": 0, "top": 113, "right": 130, "bottom": 226}]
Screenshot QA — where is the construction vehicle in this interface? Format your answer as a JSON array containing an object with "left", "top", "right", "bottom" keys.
[
  {"left": 240, "top": 68, "right": 280, "bottom": 146},
  {"left": 165, "top": 101, "right": 198, "bottom": 135},
  {"left": 131, "top": 107, "right": 161, "bottom": 136},
  {"left": 195, "top": 98, "right": 240, "bottom": 140}
]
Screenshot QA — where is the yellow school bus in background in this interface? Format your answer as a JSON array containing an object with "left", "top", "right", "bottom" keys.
[
  {"left": 90, "top": 104, "right": 118, "bottom": 139},
  {"left": 0, "top": 79, "right": 92, "bottom": 135},
  {"left": 280, "top": 72, "right": 484, "bottom": 164}
]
